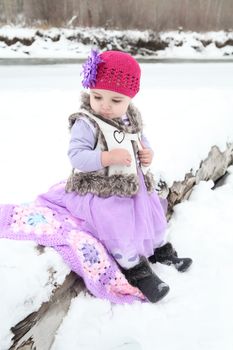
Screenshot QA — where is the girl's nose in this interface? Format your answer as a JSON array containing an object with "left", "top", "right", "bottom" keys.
[{"left": 101, "top": 101, "right": 111, "bottom": 110}]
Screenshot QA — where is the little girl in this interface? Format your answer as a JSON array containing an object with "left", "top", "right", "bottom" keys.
[{"left": 64, "top": 50, "right": 192, "bottom": 303}]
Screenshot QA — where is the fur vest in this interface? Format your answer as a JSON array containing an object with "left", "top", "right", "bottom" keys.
[{"left": 65, "top": 92, "right": 155, "bottom": 197}]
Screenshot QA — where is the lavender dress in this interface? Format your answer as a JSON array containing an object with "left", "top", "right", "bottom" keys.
[{"left": 42, "top": 116, "right": 167, "bottom": 266}]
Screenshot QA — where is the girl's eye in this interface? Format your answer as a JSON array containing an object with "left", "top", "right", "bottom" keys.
[
  {"left": 94, "top": 96, "right": 101, "bottom": 100},
  {"left": 112, "top": 100, "right": 121, "bottom": 103}
]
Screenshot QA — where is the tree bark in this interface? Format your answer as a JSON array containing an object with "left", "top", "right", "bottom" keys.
[
  {"left": 159, "top": 143, "right": 233, "bottom": 218},
  {"left": 9, "top": 272, "right": 84, "bottom": 350}
]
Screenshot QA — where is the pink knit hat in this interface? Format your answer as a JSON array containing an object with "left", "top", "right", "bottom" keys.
[{"left": 81, "top": 49, "right": 141, "bottom": 98}]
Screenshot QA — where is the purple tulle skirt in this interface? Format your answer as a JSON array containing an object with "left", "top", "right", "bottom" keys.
[{"left": 39, "top": 171, "right": 167, "bottom": 259}]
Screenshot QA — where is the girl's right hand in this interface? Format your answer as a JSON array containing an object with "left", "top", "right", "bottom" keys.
[{"left": 101, "top": 149, "right": 132, "bottom": 167}]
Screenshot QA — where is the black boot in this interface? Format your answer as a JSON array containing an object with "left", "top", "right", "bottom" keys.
[
  {"left": 148, "top": 243, "right": 192, "bottom": 272},
  {"left": 123, "top": 257, "right": 170, "bottom": 303}
]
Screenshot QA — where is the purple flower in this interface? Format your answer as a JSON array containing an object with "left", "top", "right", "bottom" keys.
[
  {"left": 81, "top": 49, "right": 103, "bottom": 88},
  {"left": 81, "top": 243, "right": 99, "bottom": 265}
]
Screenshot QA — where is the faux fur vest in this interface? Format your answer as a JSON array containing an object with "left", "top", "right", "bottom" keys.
[{"left": 65, "top": 92, "right": 155, "bottom": 197}]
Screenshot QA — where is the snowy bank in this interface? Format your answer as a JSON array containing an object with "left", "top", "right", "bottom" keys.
[{"left": 0, "top": 26, "right": 233, "bottom": 59}]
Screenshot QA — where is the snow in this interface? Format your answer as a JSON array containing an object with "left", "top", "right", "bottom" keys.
[
  {"left": 0, "top": 26, "right": 233, "bottom": 59},
  {"left": 0, "top": 59, "right": 233, "bottom": 349},
  {"left": 158, "top": 30, "right": 233, "bottom": 59},
  {"left": 52, "top": 174, "right": 233, "bottom": 350},
  {"left": 0, "top": 241, "right": 70, "bottom": 350}
]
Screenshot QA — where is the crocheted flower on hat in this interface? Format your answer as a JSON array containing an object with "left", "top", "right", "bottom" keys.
[{"left": 81, "top": 49, "right": 103, "bottom": 88}]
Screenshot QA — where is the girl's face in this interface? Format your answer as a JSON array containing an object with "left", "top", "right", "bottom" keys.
[{"left": 90, "top": 89, "right": 131, "bottom": 119}]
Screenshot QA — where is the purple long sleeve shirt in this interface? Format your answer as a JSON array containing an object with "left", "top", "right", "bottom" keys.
[{"left": 68, "top": 117, "right": 151, "bottom": 172}]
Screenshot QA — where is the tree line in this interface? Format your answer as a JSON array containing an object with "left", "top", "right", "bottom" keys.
[{"left": 0, "top": 0, "right": 233, "bottom": 31}]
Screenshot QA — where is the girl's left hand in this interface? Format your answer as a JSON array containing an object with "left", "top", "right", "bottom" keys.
[{"left": 138, "top": 148, "right": 154, "bottom": 166}]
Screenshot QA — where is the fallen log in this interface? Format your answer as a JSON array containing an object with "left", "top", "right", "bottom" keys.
[
  {"left": 9, "top": 271, "right": 84, "bottom": 350},
  {"left": 157, "top": 143, "right": 233, "bottom": 218}
]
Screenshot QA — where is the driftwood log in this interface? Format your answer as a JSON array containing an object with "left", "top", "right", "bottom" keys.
[
  {"left": 9, "top": 270, "right": 84, "bottom": 350},
  {"left": 157, "top": 143, "right": 233, "bottom": 219},
  {"left": 5, "top": 142, "right": 233, "bottom": 350}
]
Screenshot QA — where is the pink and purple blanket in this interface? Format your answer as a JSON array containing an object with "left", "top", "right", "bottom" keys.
[{"left": 0, "top": 187, "right": 144, "bottom": 304}]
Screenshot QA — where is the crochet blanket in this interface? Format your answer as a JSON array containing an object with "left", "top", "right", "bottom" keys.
[{"left": 0, "top": 188, "right": 144, "bottom": 304}]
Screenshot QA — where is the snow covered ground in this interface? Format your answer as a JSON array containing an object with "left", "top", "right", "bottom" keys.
[
  {"left": 0, "top": 61, "right": 233, "bottom": 349},
  {"left": 0, "top": 25, "right": 233, "bottom": 59},
  {"left": 52, "top": 174, "right": 233, "bottom": 350}
]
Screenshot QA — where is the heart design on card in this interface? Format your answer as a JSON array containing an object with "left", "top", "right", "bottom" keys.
[{"left": 114, "top": 130, "right": 125, "bottom": 144}]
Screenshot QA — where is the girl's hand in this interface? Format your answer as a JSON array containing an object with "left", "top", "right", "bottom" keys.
[
  {"left": 101, "top": 149, "right": 132, "bottom": 167},
  {"left": 138, "top": 148, "right": 153, "bottom": 166}
]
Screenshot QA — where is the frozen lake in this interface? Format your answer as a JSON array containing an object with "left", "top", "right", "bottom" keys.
[{"left": 1, "top": 61, "right": 233, "bottom": 91}]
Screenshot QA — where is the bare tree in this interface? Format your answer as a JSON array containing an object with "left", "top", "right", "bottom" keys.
[
  {"left": 0, "top": 0, "right": 22, "bottom": 23},
  {"left": 1, "top": 0, "right": 233, "bottom": 31}
]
